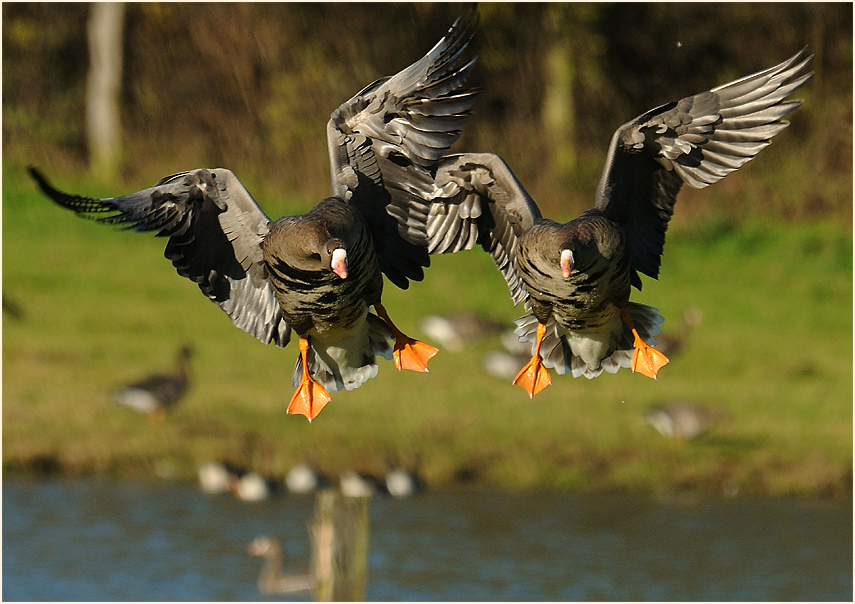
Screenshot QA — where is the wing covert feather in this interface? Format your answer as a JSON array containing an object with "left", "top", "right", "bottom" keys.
[
  {"left": 594, "top": 49, "right": 813, "bottom": 286},
  {"left": 429, "top": 153, "right": 542, "bottom": 306},
  {"left": 327, "top": 8, "right": 482, "bottom": 289},
  {"left": 29, "top": 167, "right": 291, "bottom": 347}
]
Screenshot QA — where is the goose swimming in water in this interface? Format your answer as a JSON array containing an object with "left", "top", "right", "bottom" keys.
[
  {"left": 428, "top": 49, "right": 813, "bottom": 396},
  {"left": 247, "top": 536, "right": 314, "bottom": 596},
  {"left": 30, "top": 9, "right": 481, "bottom": 421}
]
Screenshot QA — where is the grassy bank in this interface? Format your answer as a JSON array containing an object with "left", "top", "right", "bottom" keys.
[{"left": 2, "top": 166, "right": 852, "bottom": 497}]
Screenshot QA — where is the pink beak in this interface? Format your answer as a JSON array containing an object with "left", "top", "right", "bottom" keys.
[
  {"left": 331, "top": 248, "right": 348, "bottom": 279},
  {"left": 560, "top": 249, "right": 574, "bottom": 278}
]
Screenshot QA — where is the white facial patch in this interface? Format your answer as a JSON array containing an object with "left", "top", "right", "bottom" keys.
[
  {"left": 331, "top": 248, "right": 348, "bottom": 279},
  {"left": 560, "top": 249, "right": 574, "bottom": 278}
]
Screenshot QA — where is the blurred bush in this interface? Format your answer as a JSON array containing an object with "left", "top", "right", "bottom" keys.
[{"left": 3, "top": 2, "right": 851, "bottom": 220}]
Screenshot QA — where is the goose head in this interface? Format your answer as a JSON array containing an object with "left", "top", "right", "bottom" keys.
[{"left": 322, "top": 240, "right": 348, "bottom": 279}]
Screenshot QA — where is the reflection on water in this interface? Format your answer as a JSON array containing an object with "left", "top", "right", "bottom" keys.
[{"left": 2, "top": 479, "right": 852, "bottom": 601}]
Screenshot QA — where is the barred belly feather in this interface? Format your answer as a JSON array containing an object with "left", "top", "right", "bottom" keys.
[
  {"left": 262, "top": 200, "right": 391, "bottom": 392},
  {"left": 512, "top": 216, "right": 662, "bottom": 378}
]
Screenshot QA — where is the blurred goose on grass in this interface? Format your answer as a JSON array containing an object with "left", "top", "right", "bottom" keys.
[
  {"left": 30, "top": 8, "right": 481, "bottom": 422},
  {"left": 419, "top": 312, "right": 507, "bottom": 352},
  {"left": 482, "top": 328, "right": 535, "bottom": 380},
  {"left": 428, "top": 49, "right": 813, "bottom": 397},
  {"left": 2, "top": 293, "right": 24, "bottom": 321},
  {"left": 114, "top": 346, "right": 192, "bottom": 423},
  {"left": 655, "top": 307, "right": 704, "bottom": 358},
  {"left": 644, "top": 403, "right": 724, "bottom": 441},
  {"left": 247, "top": 536, "right": 314, "bottom": 596},
  {"left": 482, "top": 350, "right": 529, "bottom": 381}
]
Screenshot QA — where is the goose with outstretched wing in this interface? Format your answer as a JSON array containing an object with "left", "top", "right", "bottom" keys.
[
  {"left": 31, "top": 8, "right": 481, "bottom": 421},
  {"left": 428, "top": 49, "right": 813, "bottom": 396}
]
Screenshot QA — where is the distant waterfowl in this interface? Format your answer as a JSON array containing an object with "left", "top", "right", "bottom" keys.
[
  {"left": 428, "top": 49, "right": 813, "bottom": 397},
  {"left": 114, "top": 346, "right": 192, "bottom": 423},
  {"left": 197, "top": 461, "right": 234, "bottom": 495},
  {"left": 419, "top": 312, "right": 506, "bottom": 352},
  {"left": 230, "top": 471, "right": 277, "bottom": 502},
  {"left": 285, "top": 463, "right": 326, "bottom": 495},
  {"left": 482, "top": 350, "right": 528, "bottom": 381},
  {"left": 385, "top": 467, "right": 422, "bottom": 498},
  {"left": 482, "top": 328, "right": 534, "bottom": 380},
  {"left": 247, "top": 536, "right": 314, "bottom": 596},
  {"left": 30, "top": 8, "right": 481, "bottom": 421},
  {"left": 644, "top": 404, "right": 722, "bottom": 441},
  {"left": 339, "top": 471, "right": 380, "bottom": 498},
  {"left": 2, "top": 294, "right": 24, "bottom": 321}
]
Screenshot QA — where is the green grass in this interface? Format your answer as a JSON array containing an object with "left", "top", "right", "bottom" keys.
[{"left": 3, "top": 164, "right": 852, "bottom": 497}]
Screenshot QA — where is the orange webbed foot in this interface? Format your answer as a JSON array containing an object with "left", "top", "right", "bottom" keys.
[
  {"left": 513, "top": 354, "right": 552, "bottom": 398},
  {"left": 623, "top": 310, "right": 669, "bottom": 379},
  {"left": 287, "top": 336, "right": 332, "bottom": 422},
  {"left": 287, "top": 376, "right": 331, "bottom": 422},
  {"left": 393, "top": 338, "right": 438, "bottom": 372},
  {"left": 512, "top": 322, "right": 552, "bottom": 397},
  {"left": 375, "top": 303, "right": 438, "bottom": 373},
  {"left": 631, "top": 339, "right": 669, "bottom": 379}
]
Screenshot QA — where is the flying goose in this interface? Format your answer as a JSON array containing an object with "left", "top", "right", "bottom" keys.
[
  {"left": 428, "top": 49, "right": 813, "bottom": 396},
  {"left": 247, "top": 536, "right": 314, "bottom": 596},
  {"left": 30, "top": 9, "right": 481, "bottom": 420},
  {"left": 114, "top": 345, "right": 192, "bottom": 422}
]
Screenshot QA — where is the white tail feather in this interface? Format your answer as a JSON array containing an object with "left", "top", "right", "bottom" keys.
[
  {"left": 512, "top": 302, "right": 665, "bottom": 379},
  {"left": 292, "top": 313, "right": 393, "bottom": 392}
]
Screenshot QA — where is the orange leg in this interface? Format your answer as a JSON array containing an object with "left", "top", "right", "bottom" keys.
[
  {"left": 513, "top": 322, "right": 552, "bottom": 398},
  {"left": 622, "top": 309, "right": 669, "bottom": 379},
  {"left": 287, "top": 337, "right": 332, "bottom": 422},
  {"left": 148, "top": 407, "right": 166, "bottom": 425},
  {"left": 375, "top": 303, "right": 438, "bottom": 372}
]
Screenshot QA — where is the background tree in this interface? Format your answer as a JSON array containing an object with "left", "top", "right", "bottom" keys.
[
  {"left": 2, "top": 2, "right": 851, "bottom": 220},
  {"left": 86, "top": 2, "right": 125, "bottom": 180}
]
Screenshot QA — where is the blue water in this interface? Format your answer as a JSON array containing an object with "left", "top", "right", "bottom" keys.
[{"left": 3, "top": 479, "right": 852, "bottom": 601}]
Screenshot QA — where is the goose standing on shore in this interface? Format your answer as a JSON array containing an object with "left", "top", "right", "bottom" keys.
[
  {"left": 428, "top": 49, "right": 813, "bottom": 396},
  {"left": 644, "top": 403, "right": 723, "bottom": 441},
  {"left": 114, "top": 346, "right": 192, "bottom": 422},
  {"left": 30, "top": 9, "right": 481, "bottom": 420}
]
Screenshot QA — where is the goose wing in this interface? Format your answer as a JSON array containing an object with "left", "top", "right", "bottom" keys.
[
  {"left": 595, "top": 49, "right": 813, "bottom": 289},
  {"left": 327, "top": 7, "right": 481, "bottom": 289},
  {"left": 29, "top": 167, "right": 291, "bottom": 347},
  {"left": 428, "top": 153, "right": 543, "bottom": 307}
]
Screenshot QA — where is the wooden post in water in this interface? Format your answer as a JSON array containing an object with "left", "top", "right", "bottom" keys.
[{"left": 311, "top": 489, "right": 370, "bottom": 601}]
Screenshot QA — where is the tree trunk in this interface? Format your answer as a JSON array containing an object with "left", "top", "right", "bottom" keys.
[
  {"left": 86, "top": 2, "right": 125, "bottom": 179},
  {"left": 541, "top": 4, "right": 576, "bottom": 176}
]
